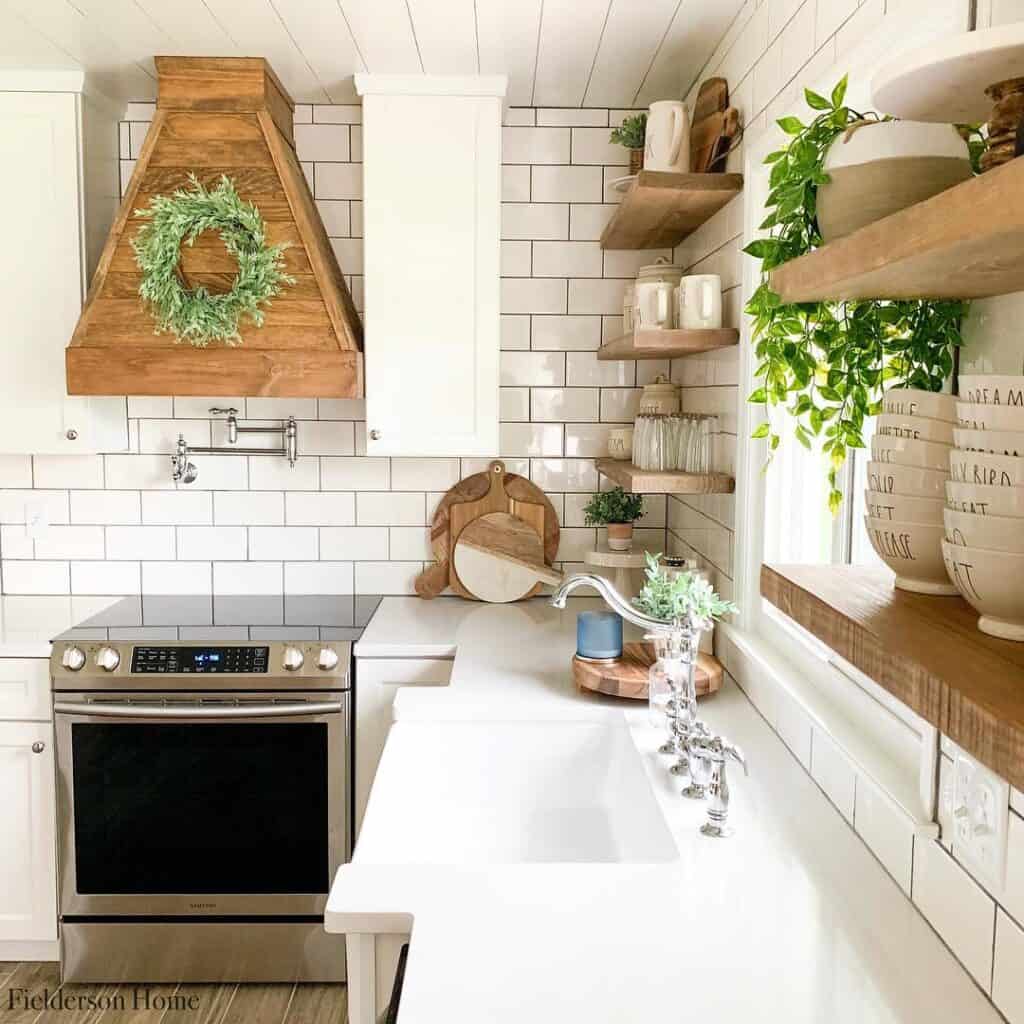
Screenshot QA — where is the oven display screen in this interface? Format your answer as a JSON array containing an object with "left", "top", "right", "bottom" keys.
[{"left": 130, "top": 646, "right": 270, "bottom": 674}]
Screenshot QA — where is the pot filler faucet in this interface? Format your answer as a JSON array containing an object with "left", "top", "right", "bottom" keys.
[{"left": 550, "top": 573, "right": 748, "bottom": 837}]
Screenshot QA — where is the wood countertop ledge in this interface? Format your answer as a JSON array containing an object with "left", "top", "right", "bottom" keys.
[{"left": 761, "top": 564, "right": 1024, "bottom": 791}]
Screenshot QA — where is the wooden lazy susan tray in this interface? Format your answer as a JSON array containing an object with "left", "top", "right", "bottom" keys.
[{"left": 572, "top": 643, "right": 723, "bottom": 700}]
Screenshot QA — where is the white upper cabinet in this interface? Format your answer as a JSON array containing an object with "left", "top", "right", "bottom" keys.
[
  {"left": 0, "top": 73, "right": 126, "bottom": 454},
  {"left": 356, "top": 75, "right": 506, "bottom": 456}
]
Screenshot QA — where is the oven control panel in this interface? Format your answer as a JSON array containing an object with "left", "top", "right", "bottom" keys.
[{"left": 131, "top": 646, "right": 269, "bottom": 674}]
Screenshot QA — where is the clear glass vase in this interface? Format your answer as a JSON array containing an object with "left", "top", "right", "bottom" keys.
[{"left": 647, "top": 625, "right": 701, "bottom": 748}]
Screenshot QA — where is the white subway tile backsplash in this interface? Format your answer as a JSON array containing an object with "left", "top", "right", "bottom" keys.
[
  {"left": 531, "top": 315, "right": 601, "bottom": 351},
  {"left": 35, "top": 526, "right": 105, "bottom": 561},
  {"left": 599, "top": 388, "right": 641, "bottom": 422},
  {"left": 810, "top": 729, "right": 855, "bottom": 823},
  {"left": 564, "top": 423, "right": 612, "bottom": 458},
  {"left": 391, "top": 459, "right": 460, "bottom": 492},
  {"left": 249, "top": 456, "right": 319, "bottom": 490},
  {"left": 500, "top": 422, "right": 563, "bottom": 457},
  {"left": 321, "top": 458, "right": 390, "bottom": 491},
  {"left": 104, "top": 456, "right": 173, "bottom": 491},
  {"left": 502, "top": 276, "right": 568, "bottom": 315},
  {"left": 501, "top": 203, "right": 569, "bottom": 241},
  {"left": 500, "top": 388, "right": 530, "bottom": 422},
  {"left": 142, "top": 561, "right": 212, "bottom": 595},
  {"left": 284, "top": 561, "right": 353, "bottom": 595},
  {"left": 214, "top": 491, "right": 285, "bottom": 526},
  {"left": 531, "top": 388, "right": 599, "bottom": 422},
  {"left": 313, "top": 104, "right": 361, "bottom": 124},
  {"left": 106, "top": 526, "right": 175, "bottom": 561},
  {"left": 354, "top": 561, "right": 420, "bottom": 595},
  {"left": 357, "top": 492, "right": 425, "bottom": 527},
  {"left": 531, "top": 459, "right": 599, "bottom": 492},
  {"left": 285, "top": 492, "right": 356, "bottom": 526},
  {"left": 2, "top": 561, "right": 70, "bottom": 594},
  {"left": 71, "top": 491, "right": 141, "bottom": 525},
  {"left": 501, "top": 352, "right": 566, "bottom": 387},
  {"left": 0, "top": 456, "right": 32, "bottom": 488},
  {"left": 249, "top": 527, "right": 318, "bottom": 561},
  {"left": 0, "top": 525, "right": 33, "bottom": 559},
  {"left": 570, "top": 127, "right": 628, "bottom": 166},
  {"left": 214, "top": 562, "right": 283, "bottom": 595},
  {"left": 532, "top": 241, "right": 603, "bottom": 278},
  {"left": 0, "top": 490, "right": 69, "bottom": 526},
  {"left": 994, "top": 910, "right": 1024, "bottom": 1023},
  {"left": 388, "top": 527, "right": 432, "bottom": 561},
  {"left": 315, "top": 199, "right": 351, "bottom": 236},
  {"left": 854, "top": 775, "right": 914, "bottom": 895},
  {"left": 315, "top": 163, "right": 362, "bottom": 199},
  {"left": 141, "top": 491, "right": 213, "bottom": 526},
  {"left": 178, "top": 526, "right": 247, "bottom": 561},
  {"left": 320, "top": 526, "right": 389, "bottom": 561},
  {"left": 566, "top": 353, "right": 633, "bottom": 387},
  {"left": 501, "top": 240, "right": 533, "bottom": 277},
  {"left": 569, "top": 204, "right": 617, "bottom": 241},
  {"left": 71, "top": 560, "right": 141, "bottom": 595},
  {"left": 33, "top": 456, "right": 104, "bottom": 490},
  {"left": 502, "top": 126, "right": 570, "bottom": 164},
  {"left": 294, "top": 123, "right": 350, "bottom": 161},
  {"left": 531, "top": 165, "right": 604, "bottom": 203},
  {"left": 502, "top": 166, "right": 531, "bottom": 202},
  {"left": 537, "top": 109, "right": 608, "bottom": 127},
  {"left": 501, "top": 315, "right": 531, "bottom": 351},
  {"left": 568, "top": 278, "right": 628, "bottom": 315}
]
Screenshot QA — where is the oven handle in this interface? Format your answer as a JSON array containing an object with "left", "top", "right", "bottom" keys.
[{"left": 53, "top": 701, "right": 344, "bottom": 720}]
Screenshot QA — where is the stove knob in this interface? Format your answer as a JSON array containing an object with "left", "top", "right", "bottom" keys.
[
  {"left": 317, "top": 648, "right": 339, "bottom": 671},
  {"left": 61, "top": 646, "right": 86, "bottom": 672},
  {"left": 282, "top": 646, "right": 305, "bottom": 672},
  {"left": 96, "top": 646, "right": 121, "bottom": 672}
]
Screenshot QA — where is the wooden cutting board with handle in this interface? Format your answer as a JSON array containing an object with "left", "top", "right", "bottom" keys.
[
  {"left": 415, "top": 461, "right": 559, "bottom": 600},
  {"left": 690, "top": 77, "right": 729, "bottom": 173}
]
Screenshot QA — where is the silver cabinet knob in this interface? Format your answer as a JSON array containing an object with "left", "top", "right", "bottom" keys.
[
  {"left": 32, "top": 741, "right": 45, "bottom": 754},
  {"left": 61, "top": 646, "right": 86, "bottom": 672},
  {"left": 317, "top": 648, "right": 339, "bottom": 671},
  {"left": 66, "top": 429, "right": 78, "bottom": 440},
  {"left": 96, "top": 646, "right": 121, "bottom": 672},
  {"left": 369, "top": 429, "right": 381, "bottom": 440},
  {"left": 282, "top": 646, "right": 305, "bottom": 672}
]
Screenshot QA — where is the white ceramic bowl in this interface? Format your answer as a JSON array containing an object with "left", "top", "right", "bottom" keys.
[
  {"left": 958, "top": 375, "right": 1024, "bottom": 407},
  {"left": 953, "top": 428, "right": 1024, "bottom": 457},
  {"left": 867, "top": 461, "right": 949, "bottom": 499},
  {"left": 871, "top": 434, "right": 952, "bottom": 472},
  {"left": 881, "top": 388, "right": 957, "bottom": 423},
  {"left": 943, "top": 507, "right": 1024, "bottom": 554},
  {"left": 865, "top": 489, "right": 944, "bottom": 525},
  {"left": 942, "top": 540, "right": 1024, "bottom": 641},
  {"left": 863, "top": 515, "right": 958, "bottom": 595},
  {"left": 876, "top": 412, "right": 954, "bottom": 445},
  {"left": 961, "top": 293, "right": 1024, "bottom": 376},
  {"left": 946, "top": 481, "right": 1024, "bottom": 518},
  {"left": 949, "top": 449, "right": 1024, "bottom": 488},
  {"left": 955, "top": 402, "right": 1024, "bottom": 432}
]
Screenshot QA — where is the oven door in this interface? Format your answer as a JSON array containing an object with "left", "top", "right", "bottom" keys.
[{"left": 54, "top": 693, "right": 349, "bottom": 918}]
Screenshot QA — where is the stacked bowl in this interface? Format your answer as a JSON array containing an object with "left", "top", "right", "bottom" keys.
[
  {"left": 867, "top": 388, "right": 958, "bottom": 595},
  {"left": 943, "top": 374, "right": 1024, "bottom": 641}
]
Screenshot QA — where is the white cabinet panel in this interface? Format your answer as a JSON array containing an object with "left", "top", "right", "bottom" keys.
[
  {"left": 354, "top": 656, "right": 453, "bottom": 834},
  {"left": 357, "top": 77, "right": 504, "bottom": 456},
  {"left": 0, "top": 86, "right": 126, "bottom": 454},
  {"left": 0, "top": 660, "right": 51, "bottom": 721},
  {"left": 0, "top": 721, "right": 57, "bottom": 942}
]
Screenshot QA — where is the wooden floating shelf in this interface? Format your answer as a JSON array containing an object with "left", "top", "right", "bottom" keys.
[
  {"left": 761, "top": 564, "right": 1024, "bottom": 792},
  {"left": 769, "top": 155, "right": 1024, "bottom": 302},
  {"left": 600, "top": 170, "right": 743, "bottom": 250},
  {"left": 597, "top": 326, "right": 738, "bottom": 361},
  {"left": 596, "top": 459, "right": 735, "bottom": 495}
]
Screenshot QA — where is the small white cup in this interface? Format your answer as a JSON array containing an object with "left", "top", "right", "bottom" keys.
[
  {"left": 676, "top": 274, "right": 723, "bottom": 330},
  {"left": 608, "top": 427, "right": 634, "bottom": 460}
]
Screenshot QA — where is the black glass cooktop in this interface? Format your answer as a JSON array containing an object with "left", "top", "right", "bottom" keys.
[{"left": 52, "top": 594, "right": 384, "bottom": 645}]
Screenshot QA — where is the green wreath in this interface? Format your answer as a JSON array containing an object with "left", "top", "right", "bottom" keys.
[{"left": 132, "top": 174, "right": 293, "bottom": 347}]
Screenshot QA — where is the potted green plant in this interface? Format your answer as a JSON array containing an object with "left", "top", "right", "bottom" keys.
[
  {"left": 583, "top": 487, "right": 645, "bottom": 551},
  {"left": 633, "top": 552, "right": 737, "bottom": 629},
  {"left": 743, "top": 75, "right": 970, "bottom": 512},
  {"left": 610, "top": 114, "right": 647, "bottom": 176}
]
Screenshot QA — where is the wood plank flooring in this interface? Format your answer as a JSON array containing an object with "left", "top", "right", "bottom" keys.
[{"left": 0, "top": 964, "right": 346, "bottom": 1024}]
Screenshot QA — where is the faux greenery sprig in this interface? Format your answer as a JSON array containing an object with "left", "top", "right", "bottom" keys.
[
  {"left": 743, "top": 76, "right": 967, "bottom": 512},
  {"left": 583, "top": 487, "right": 645, "bottom": 525},
  {"left": 610, "top": 114, "right": 646, "bottom": 150},
  {"left": 633, "top": 553, "right": 737, "bottom": 629},
  {"left": 133, "top": 174, "right": 293, "bottom": 347}
]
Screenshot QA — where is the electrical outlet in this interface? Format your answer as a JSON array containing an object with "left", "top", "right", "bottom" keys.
[
  {"left": 952, "top": 750, "right": 1010, "bottom": 891},
  {"left": 24, "top": 501, "right": 48, "bottom": 539}
]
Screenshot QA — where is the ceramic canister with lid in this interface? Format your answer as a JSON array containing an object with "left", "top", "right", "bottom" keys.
[
  {"left": 638, "top": 374, "right": 680, "bottom": 415},
  {"left": 634, "top": 260, "right": 683, "bottom": 330}
]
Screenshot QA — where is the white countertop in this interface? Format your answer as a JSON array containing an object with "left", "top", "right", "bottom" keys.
[
  {"left": 328, "top": 597, "right": 998, "bottom": 1023},
  {"left": 354, "top": 596, "right": 479, "bottom": 658},
  {"left": 0, "top": 595, "right": 121, "bottom": 658}
]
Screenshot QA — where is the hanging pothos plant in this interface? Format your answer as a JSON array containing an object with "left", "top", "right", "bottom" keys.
[{"left": 743, "top": 75, "right": 968, "bottom": 513}]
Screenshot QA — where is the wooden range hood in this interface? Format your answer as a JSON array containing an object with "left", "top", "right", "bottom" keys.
[{"left": 66, "top": 57, "right": 363, "bottom": 397}]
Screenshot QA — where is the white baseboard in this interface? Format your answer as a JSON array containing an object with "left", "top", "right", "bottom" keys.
[{"left": 0, "top": 939, "right": 59, "bottom": 961}]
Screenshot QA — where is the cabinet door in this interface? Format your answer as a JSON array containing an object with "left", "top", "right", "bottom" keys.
[
  {"left": 0, "top": 722, "right": 57, "bottom": 941},
  {"left": 0, "top": 92, "right": 126, "bottom": 454},
  {"left": 362, "top": 93, "right": 500, "bottom": 456}
]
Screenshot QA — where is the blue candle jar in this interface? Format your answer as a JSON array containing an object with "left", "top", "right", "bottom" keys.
[{"left": 576, "top": 610, "right": 623, "bottom": 660}]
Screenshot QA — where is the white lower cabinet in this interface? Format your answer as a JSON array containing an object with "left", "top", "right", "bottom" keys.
[
  {"left": 0, "top": 720, "right": 57, "bottom": 943},
  {"left": 354, "top": 657, "right": 453, "bottom": 835}
]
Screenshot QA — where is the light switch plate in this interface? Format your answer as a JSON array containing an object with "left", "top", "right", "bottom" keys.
[
  {"left": 24, "top": 500, "right": 48, "bottom": 539},
  {"left": 952, "top": 749, "right": 1010, "bottom": 891}
]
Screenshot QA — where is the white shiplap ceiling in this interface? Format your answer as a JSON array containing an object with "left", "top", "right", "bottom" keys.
[{"left": 0, "top": 0, "right": 746, "bottom": 108}]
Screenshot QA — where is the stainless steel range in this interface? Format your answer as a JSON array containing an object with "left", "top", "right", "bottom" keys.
[{"left": 50, "top": 594, "right": 378, "bottom": 984}]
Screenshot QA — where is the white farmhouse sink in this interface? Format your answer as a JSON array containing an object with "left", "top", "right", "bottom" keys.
[{"left": 355, "top": 720, "right": 678, "bottom": 865}]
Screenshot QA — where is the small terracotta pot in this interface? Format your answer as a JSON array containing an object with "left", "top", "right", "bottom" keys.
[
  {"left": 606, "top": 523, "right": 634, "bottom": 551},
  {"left": 629, "top": 148, "right": 643, "bottom": 175}
]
